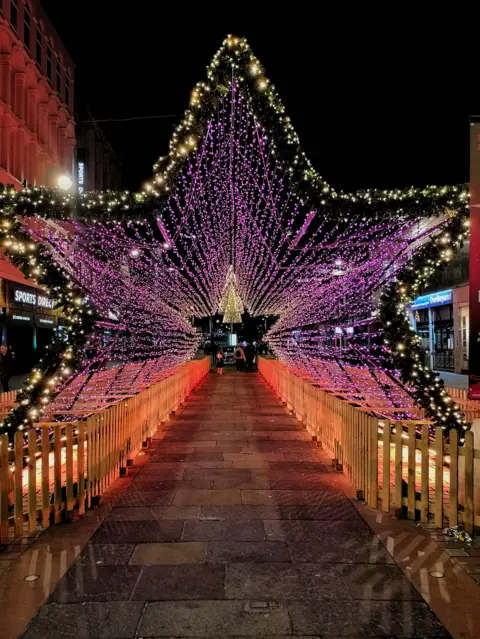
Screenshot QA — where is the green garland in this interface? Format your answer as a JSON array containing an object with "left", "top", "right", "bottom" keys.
[
  {"left": 0, "top": 34, "right": 471, "bottom": 225},
  {"left": 0, "top": 187, "right": 95, "bottom": 442},
  {"left": 380, "top": 210, "right": 470, "bottom": 437}
]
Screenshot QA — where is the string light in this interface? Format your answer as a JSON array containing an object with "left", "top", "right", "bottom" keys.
[{"left": 0, "top": 35, "right": 470, "bottom": 442}]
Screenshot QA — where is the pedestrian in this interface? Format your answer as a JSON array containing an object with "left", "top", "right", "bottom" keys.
[
  {"left": 211, "top": 342, "right": 218, "bottom": 369},
  {"left": 0, "top": 344, "right": 13, "bottom": 392},
  {"left": 216, "top": 348, "right": 225, "bottom": 375},
  {"left": 234, "top": 345, "right": 246, "bottom": 372},
  {"left": 245, "top": 342, "right": 256, "bottom": 372}
]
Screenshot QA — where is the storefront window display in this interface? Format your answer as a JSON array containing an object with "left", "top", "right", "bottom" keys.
[
  {"left": 410, "top": 289, "right": 454, "bottom": 372},
  {"left": 2, "top": 282, "right": 59, "bottom": 375}
]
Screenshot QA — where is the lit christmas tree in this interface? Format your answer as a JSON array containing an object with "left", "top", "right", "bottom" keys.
[{"left": 219, "top": 266, "right": 244, "bottom": 324}]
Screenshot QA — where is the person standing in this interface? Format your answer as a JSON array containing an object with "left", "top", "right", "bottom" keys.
[
  {"left": 211, "top": 342, "right": 218, "bottom": 369},
  {"left": 0, "top": 345, "right": 13, "bottom": 392},
  {"left": 234, "top": 345, "right": 246, "bottom": 372},
  {"left": 216, "top": 348, "right": 225, "bottom": 375},
  {"left": 245, "top": 342, "right": 256, "bottom": 372}
]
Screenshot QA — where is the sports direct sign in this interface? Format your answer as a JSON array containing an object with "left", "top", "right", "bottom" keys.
[{"left": 13, "top": 288, "right": 55, "bottom": 309}]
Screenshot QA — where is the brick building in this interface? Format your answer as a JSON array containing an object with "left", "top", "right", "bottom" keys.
[{"left": 0, "top": 0, "right": 75, "bottom": 188}]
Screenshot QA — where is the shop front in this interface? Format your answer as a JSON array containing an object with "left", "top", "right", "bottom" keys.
[
  {"left": 3, "top": 282, "right": 58, "bottom": 375},
  {"left": 453, "top": 285, "right": 469, "bottom": 374},
  {"left": 410, "top": 289, "right": 454, "bottom": 372}
]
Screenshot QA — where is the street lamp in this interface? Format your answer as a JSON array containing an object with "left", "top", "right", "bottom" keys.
[{"left": 57, "top": 175, "right": 73, "bottom": 191}]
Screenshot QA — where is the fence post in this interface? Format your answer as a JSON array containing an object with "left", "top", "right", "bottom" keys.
[
  {"left": 382, "top": 421, "right": 390, "bottom": 512},
  {"left": 28, "top": 428, "right": 37, "bottom": 532},
  {"left": 420, "top": 423, "right": 429, "bottom": 524},
  {"left": 14, "top": 431, "right": 23, "bottom": 536},
  {"left": 41, "top": 427, "right": 49, "bottom": 528},
  {"left": 66, "top": 423, "right": 74, "bottom": 513},
  {"left": 407, "top": 423, "right": 416, "bottom": 521},
  {"left": 434, "top": 426, "right": 443, "bottom": 528},
  {"left": 449, "top": 429, "right": 458, "bottom": 528},
  {"left": 0, "top": 433, "right": 9, "bottom": 544},
  {"left": 77, "top": 422, "right": 86, "bottom": 515},
  {"left": 53, "top": 425, "right": 62, "bottom": 523},
  {"left": 465, "top": 430, "right": 474, "bottom": 535},
  {"left": 394, "top": 425, "right": 403, "bottom": 510},
  {"left": 368, "top": 416, "right": 378, "bottom": 508}
]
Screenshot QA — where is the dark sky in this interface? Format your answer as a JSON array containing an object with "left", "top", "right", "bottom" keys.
[{"left": 41, "top": 3, "right": 476, "bottom": 192}]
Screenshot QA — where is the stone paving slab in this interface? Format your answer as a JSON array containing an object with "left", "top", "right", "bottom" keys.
[
  {"left": 288, "top": 599, "right": 450, "bottom": 637},
  {"left": 199, "top": 504, "right": 282, "bottom": 520},
  {"left": 137, "top": 600, "right": 292, "bottom": 637},
  {"left": 337, "top": 563, "right": 422, "bottom": 601},
  {"left": 173, "top": 488, "right": 242, "bottom": 505},
  {"left": 114, "top": 490, "right": 175, "bottom": 507},
  {"left": 50, "top": 565, "right": 142, "bottom": 603},
  {"left": 129, "top": 542, "right": 206, "bottom": 565},
  {"left": 131, "top": 564, "right": 225, "bottom": 600},
  {"left": 205, "top": 541, "right": 290, "bottom": 563},
  {"left": 226, "top": 562, "right": 347, "bottom": 600},
  {"left": 22, "top": 602, "right": 145, "bottom": 639},
  {"left": 20, "top": 370, "right": 451, "bottom": 638},
  {"left": 74, "top": 544, "right": 136, "bottom": 565},
  {"left": 108, "top": 505, "right": 200, "bottom": 520},
  {"left": 279, "top": 503, "right": 359, "bottom": 520},
  {"left": 241, "top": 489, "right": 338, "bottom": 505},
  {"left": 263, "top": 519, "right": 373, "bottom": 541},
  {"left": 91, "top": 520, "right": 184, "bottom": 544},
  {"left": 182, "top": 519, "right": 266, "bottom": 541}
]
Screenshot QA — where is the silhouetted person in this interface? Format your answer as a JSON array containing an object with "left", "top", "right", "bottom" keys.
[
  {"left": 216, "top": 348, "right": 225, "bottom": 375},
  {"left": 234, "top": 346, "right": 246, "bottom": 372},
  {"left": 245, "top": 343, "right": 256, "bottom": 371},
  {"left": 0, "top": 345, "right": 14, "bottom": 392},
  {"left": 211, "top": 342, "right": 218, "bottom": 369}
]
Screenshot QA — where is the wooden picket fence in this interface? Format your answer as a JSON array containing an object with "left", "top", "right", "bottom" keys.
[
  {"left": 445, "top": 387, "right": 480, "bottom": 424},
  {"left": 258, "top": 357, "right": 479, "bottom": 534},
  {"left": 0, "top": 391, "right": 18, "bottom": 422},
  {"left": 0, "top": 357, "right": 209, "bottom": 544}
]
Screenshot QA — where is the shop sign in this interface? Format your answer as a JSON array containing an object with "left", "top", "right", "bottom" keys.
[
  {"left": 36, "top": 315, "right": 57, "bottom": 328},
  {"left": 410, "top": 289, "right": 452, "bottom": 310},
  {"left": 13, "top": 288, "right": 55, "bottom": 310},
  {"left": 8, "top": 310, "right": 33, "bottom": 326},
  {"left": 38, "top": 295, "right": 55, "bottom": 309},
  {"left": 14, "top": 289, "right": 36, "bottom": 305},
  {"left": 77, "top": 148, "right": 87, "bottom": 195},
  {"left": 78, "top": 161, "right": 85, "bottom": 195}
]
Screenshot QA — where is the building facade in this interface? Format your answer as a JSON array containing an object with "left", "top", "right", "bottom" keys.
[
  {"left": 0, "top": 250, "right": 62, "bottom": 374},
  {"left": 409, "top": 242, "right": 469, "bottom": 375},
  {"left": 75, "top": 111, "right": 122, "bottom": 193},
  {"left": 0, "top": 1, "right": 73, "bottom": 374},
  {"left": 0, "top": 0, "right": 75, "bottom": 188}
]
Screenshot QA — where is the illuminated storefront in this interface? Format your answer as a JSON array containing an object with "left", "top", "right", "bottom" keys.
[
  {"left": 1, "top": 282, "right": 60, "bottom": 374},
  {"left": 410, "top": 287, "right": 469, "bottom": 374}
]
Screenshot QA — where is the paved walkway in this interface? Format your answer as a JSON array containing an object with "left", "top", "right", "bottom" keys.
[
  {"left": 436, "top": 371, "right": 468, "bottom": 391},
  {"left": 23, "top": 370, "right": 449, "bottom": 638}
]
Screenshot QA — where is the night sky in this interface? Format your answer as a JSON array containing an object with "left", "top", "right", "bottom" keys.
[{"left": 42, "top": 4, "right": 476, "bottom": 192}]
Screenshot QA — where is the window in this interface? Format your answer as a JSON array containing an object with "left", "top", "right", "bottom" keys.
[
  {"left": 35, "top": 25, "right": 42, "bottom": 67},
  {"left": 24, "top": 4, "right": 31, "bottom": 51},
  {"left": 10, "top": 0, "right": 18, "bottom": 31},
  {"left": 56, "top": 58, "right": 61, "bottom": 95},
  {"left": 64, "top": 72, "right": 70, "bottom": 106},
  {"left": 46, "top": 42, "right": 52, "bottom": 83}
]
